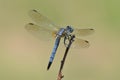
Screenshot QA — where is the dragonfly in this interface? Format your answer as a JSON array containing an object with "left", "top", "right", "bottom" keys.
[{"left": 25, "top": 10, "right": 94, "bottom": 70}]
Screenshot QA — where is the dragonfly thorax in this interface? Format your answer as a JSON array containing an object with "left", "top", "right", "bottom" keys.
[
  {"left": 56, "top": 28, "right": 65, "bottom": 37},
  {"left": 56, "top": 26, "right": 74, "bottom": 37}
]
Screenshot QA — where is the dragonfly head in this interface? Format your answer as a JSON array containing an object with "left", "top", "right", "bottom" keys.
[{"left": 66, "top": 26, "right": 74, "bottom": 33}]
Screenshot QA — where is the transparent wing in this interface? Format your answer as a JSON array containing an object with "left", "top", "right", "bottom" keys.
[
  {"left": 73, "top": 28, "right": 95, "bottom": 37},
  {"left": 25, "top": 23, "right": 58, "bottom": 41},
  {"left": 28, "top": 10, "right": 60, "bottom": 31},
  {"left": 72, "top": 38, "right": 90, "bottom": 48}
]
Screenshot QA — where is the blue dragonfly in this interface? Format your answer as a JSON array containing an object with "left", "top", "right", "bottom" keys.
[{"left": 25, "top": 10, "right": 94, "bottom": 70}]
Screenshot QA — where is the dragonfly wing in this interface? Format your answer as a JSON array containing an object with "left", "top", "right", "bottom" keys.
[
  {"left": 29, "top": 10, "right": 60, "bottom": 31},
  {"left": 72, "top": 38, "right": 90, "bottom": 48},
  {"left": 73, "top": 28, "right": 95, "bottom": 37},
  {"left": 25, "top": 23, "right": 58, "bottom": 41}
]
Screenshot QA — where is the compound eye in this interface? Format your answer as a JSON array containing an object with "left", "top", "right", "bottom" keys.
[{"left": 70, "top": 28, "right": 74, "bottom": 33}]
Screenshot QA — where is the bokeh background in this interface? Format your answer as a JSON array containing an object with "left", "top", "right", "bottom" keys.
[{"left": 0, "top": 0, "right": 120, "bottom": 80}]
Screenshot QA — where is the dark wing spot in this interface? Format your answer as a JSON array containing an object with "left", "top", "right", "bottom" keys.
[
  {"left": 90, "top": 29, "right": 94, "bottom": 30},
  {"left": 32, "top": 9, "right": 38, "bottom": 12},
  {"left": 29, "top": 23, "right": 34, "bottom": 25},
  {"left": 85, "top": 40, "right": 89, "bottom": 43}
]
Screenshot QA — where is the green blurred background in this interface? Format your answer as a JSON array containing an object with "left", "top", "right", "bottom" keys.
[{"left": 0, "top": 0, "right": 120, "bottom": 80}]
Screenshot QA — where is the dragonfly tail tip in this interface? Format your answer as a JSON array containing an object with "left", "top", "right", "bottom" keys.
[{"left": 47, "top": 62, "right": 52, "bottom": 70}]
